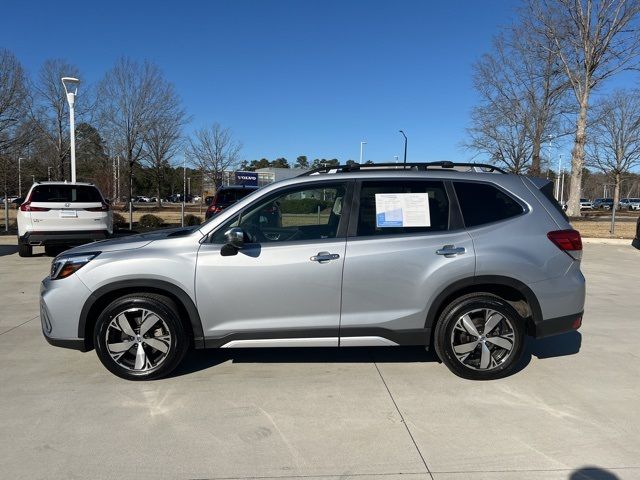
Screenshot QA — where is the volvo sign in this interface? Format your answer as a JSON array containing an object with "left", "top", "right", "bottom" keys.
[{"left": 235, "top": 171, "right": 258, "bottom": 186}]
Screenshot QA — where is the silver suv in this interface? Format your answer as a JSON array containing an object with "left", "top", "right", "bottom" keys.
[{"left": 40, "top": 162, "right": 585, "bottom": 381}]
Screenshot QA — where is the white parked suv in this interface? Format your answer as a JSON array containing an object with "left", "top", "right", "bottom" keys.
[{"left": 17, "top": 182, "right": 113, "bottom": 257}]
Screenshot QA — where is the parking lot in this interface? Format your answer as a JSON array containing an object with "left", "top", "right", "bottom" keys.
[{"left": 0, "top": 238, "right": 638, "bottom": 480}]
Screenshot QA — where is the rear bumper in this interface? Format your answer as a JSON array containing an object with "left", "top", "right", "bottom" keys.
[
  {"left": 43, "top": 334, "right": 87, "bottom": 351},
  {"left": 533, "top": 311, "right": 583, "bottom": 338},
  {"left": 20, "top": 230, "right": 109, "bottom": 246}
]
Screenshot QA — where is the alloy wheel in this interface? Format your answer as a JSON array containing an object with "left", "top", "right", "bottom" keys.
[
  {"left": 450, "top": 308, "right": 515, "bottom": 371},
  {"left": 105, "top": 308, "right": 172, "bottom": 371}
]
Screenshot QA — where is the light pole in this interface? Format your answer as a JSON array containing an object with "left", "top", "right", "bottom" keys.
[
  {"left": 18, "top": 157, "right": 23, "bottom": 198},
  {"left": 182, "top": 155, "right": 186, "bottom": 228},
  {"left": 399, "top": 130, "right": 407, "bottom": 164},
  {"left": 559, "top": 154, "right": 564, "bottom": 204},
  {"left": 61, "top": 77, "right": 80, "bottom": 183},
  {"left": 359, "top": 141, "right": 367, "bottom": 164}
]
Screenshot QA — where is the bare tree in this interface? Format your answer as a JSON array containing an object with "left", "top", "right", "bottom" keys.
[
  {"left": 466, "top": 25, "right": 570, "bottom": 175},
  {"left": 142, "top": 82, "right": 188, "bottom": 208},
  {"left": 188, "top": 123, "right": 242, "bottom": 193},
  {"left": 529, "top": 0, "right": 640, "bottom": 216},
  {"left": 587, "top": 89, "right": 640, "bottom": 228},
  {"left": 0, "top": 49, "right": 29, "bottom": 155},
  {"left": 465, "top": 103, "right": 533, "bottom": 173},
  {"left": 98, "top": 58, "right": 169, "bottom": 221}
]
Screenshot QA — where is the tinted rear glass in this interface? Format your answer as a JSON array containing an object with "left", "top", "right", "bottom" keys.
[
  {"left": 216, "top": 189, "right": 255, "bottom": 204},
  {"left": 454, "top": 182, "right": 525, "bottom": 227},
  {"left": 31, "top": 185, "right": 103, "bottom": 203},
  {"left": 536, "top": 182, "right": 568, "bottom": 221}
]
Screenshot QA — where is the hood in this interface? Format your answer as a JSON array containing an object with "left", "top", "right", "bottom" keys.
[{"left": 65, "top": 227, "right": 201, "bottom": 254}]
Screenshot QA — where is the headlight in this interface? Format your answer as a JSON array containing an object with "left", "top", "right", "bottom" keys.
[{"left": 50, "top": 252, "right": 100, "bottom": 280}]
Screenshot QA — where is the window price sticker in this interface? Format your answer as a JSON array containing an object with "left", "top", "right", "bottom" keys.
[{"left": 375, "top": 193, "right": 431, "bottom": 227}]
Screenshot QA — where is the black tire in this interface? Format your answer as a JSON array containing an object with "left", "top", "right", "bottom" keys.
[
  {"left": 94, "top": 293, "right": 189, "bottom": 380},
  {"left": 18, "top": 242, "right": 32, "bottom": 257},
  {"left": 434, "top": 293, "right": 525, "bottom": 380},
  {"left": 45, "top": 245, "right": 64, "bottom": 257}
]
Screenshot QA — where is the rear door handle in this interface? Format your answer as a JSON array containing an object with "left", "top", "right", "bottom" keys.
[
  {"left": 310, "top": 251, "right": 340, "bottom": 262},
  {"left": 436, "top": 245, "right": 466, "bottom": 257}
]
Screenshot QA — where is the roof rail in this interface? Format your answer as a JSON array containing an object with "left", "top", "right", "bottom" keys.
[{"left": 298, "top": 161, "right": 508, "bottom": 176}]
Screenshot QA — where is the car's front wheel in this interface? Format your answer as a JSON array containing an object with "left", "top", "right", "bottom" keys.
[
  {"left": 434, "top": 293, "right": 525, "bottom": 380},
  {"left": 94, "top": 293, "right": 189, "bottom": 380}
]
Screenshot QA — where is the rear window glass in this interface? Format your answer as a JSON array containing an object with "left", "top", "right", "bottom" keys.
[
  {"left": 357, "top": 180, "right": 449, "bottom": 236},
  {"left": 31, "top": 185, "right": 103, "bottom": 203},
  {"left": 454, "top": 182, "right": 525, "bottom": 227},
  {"left": 216, "top": 189, "right": 254, "bottom": 204},
  {"left": 536, "top": 182, "right": 568, "bottom": 221}
]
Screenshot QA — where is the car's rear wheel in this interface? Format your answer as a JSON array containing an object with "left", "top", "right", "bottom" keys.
[
  {"left": 45, "top": 245, "right": 65, "bottom": 257},
  {"left": 94, "top": 293, "right": 189, "bottom": 380},
  {"left": 18, "top": 243, "right": 32, "bottom": 257},
  {"left": 434, "top": 293, "right": 525, "bottom": 380}
]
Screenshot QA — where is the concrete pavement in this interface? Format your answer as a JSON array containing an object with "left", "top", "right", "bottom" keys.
[{"left": 0, "top": 238, "right": 638, "bottom": 480}]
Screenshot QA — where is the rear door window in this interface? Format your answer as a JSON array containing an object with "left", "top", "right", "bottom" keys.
[
  {"left": 356, "top": 180, "right": 449, "bottom": 236},
  {"left": 31, "top": 185, "right": 103, "bottom": 203},
  {"left": 454, "top": 182, "right": 525, "bottom": 227}
]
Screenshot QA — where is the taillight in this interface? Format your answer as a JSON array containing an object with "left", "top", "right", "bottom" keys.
[
  {"left": 20, "top": 202, "right": 50, "bottom": 212},
  {"left": 207, "top": 204, "right": 222, "bottom": 215},
  {"left": 547, "top": 229, "right": 582, "bottom": 259},
  {"left": 85, "top": 202, "right": 110, "bottom": 212}
]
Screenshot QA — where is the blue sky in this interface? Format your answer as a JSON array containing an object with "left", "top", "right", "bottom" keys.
[{"left": 1, "top": 1, "right": 636, "bottom": 165}]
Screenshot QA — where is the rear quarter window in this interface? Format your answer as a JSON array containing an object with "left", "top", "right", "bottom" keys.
[
  {"left": 454, "top": 181, "right": 525, "bottom": 227},
  {"left": 31, "top": 185, "right": 103, "bottom": 203}
]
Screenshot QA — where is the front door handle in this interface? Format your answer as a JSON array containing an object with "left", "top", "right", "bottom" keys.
[
  {"left": 310, "top": 251, "right": 340, "bottom": 263},
  {"left": 436, "top": 245, "right": 466, "bottom": 257}
]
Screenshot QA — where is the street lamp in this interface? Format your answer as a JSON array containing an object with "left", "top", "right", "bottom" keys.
[
  {"left": 359, "top": 141, "right": 367, "bottom": 164},
  {"left": 61, "top": 77, "right": 80, "bottom": 183},
  {"left": 399, "top": 130, "right": 407, "bottom": 164},
  {"left": 18, "top": 157, "right": 24, "bottom": 198}
]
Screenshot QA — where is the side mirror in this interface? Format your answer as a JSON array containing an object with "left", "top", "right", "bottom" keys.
[
  {"left": 226, "top": 227, "right": 245, "bottom": 247},
  {"left": 221, "top": 227, "right": 245, "bottom": 256}
]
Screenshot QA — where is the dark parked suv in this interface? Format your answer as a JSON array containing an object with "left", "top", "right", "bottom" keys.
[{"left": 205, "top": 185, "right": 259, "bottom": 219}]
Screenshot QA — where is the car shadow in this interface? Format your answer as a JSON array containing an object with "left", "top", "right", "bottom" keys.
[
  {"left": 511, "top": 330, "right": 582, "bottom": 375},
  {"left": 570, "top": 466, "right": 621, "bottom": 479},
  {"left": 171, "top": 346, "right": 438, "bottom": 378},
  {"left": 170, "top": 332, "right": 582, "bottom": 379},
  {"left": 0, "top": 245, "right": 18, "bottom": 257}
]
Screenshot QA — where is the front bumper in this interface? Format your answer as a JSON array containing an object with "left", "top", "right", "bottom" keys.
[
  {"left": 40, "top": 274, "right": 93, "bottom": 351},
  {"left": 21, "top": 230, "right": 109, "bottom": 246}
]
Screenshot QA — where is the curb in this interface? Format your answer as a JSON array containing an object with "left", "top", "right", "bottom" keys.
[{"left": 582, "top": 237, "right": 633, "bottom": 245}]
